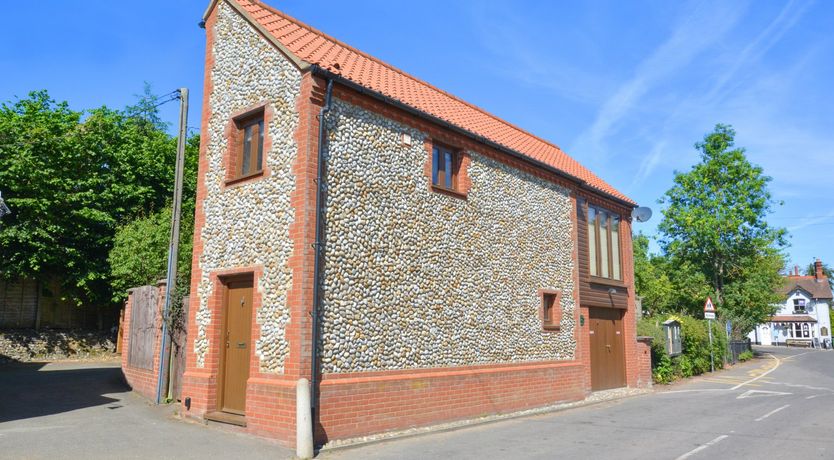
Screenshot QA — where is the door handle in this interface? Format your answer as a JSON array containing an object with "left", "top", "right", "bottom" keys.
[{"left": 237, "top": 342, "right": 246, "bottom": 349}]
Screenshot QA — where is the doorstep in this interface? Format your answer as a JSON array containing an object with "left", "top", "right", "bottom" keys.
[{"left": 204, "top": 411, "right": 247, "bottom": 427}]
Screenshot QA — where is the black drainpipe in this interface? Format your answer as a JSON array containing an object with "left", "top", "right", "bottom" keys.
[{"left": 311, "top": 76, "right": 334, "bottom": 427}]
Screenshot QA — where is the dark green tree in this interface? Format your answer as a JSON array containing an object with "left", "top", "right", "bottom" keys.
[
  {"left": 0, "top": 90, "right": 197, "bottom": 320},
  {"left": 657, "top": 124, "right": 787, "bottom": 336},
  {"left": 633, "top": 233, "right": 674, "bottom": 315}
]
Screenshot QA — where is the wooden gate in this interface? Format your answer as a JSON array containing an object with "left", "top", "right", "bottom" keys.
[{"left": 128, "top": 286, "right": 157, "bottom": 370}]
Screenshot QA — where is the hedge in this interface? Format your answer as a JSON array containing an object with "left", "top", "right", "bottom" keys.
[{"left": 637, "top": 315, "right": 728, "bottom": 384}]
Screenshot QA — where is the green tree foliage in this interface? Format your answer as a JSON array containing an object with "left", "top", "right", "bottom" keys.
[
  {"left": 637, "top": 315, "right": 727, "bottom": 384},
  {"left": 656, "top": 124, "right": 787, "bottom": 337},
  {"left": 0, "top": 89, "right": 198, "bottom": 310},
  {"left": 633, "top": 233, "right": 674, "bottom": 315},
  {"left": 108, "top": 206, "right": 194, "bottom": 302},
  {"left": 633, "top": 234, "right": 714, "bottom": 318}
]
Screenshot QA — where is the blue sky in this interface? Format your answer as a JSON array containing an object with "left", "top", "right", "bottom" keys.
[{"left": 2, "top": 0, "right": 832, "bottom": 269}]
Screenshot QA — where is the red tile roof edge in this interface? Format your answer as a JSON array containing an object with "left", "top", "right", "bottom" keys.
[
  {"left": 247, "top": 0, "right": 573, "bottom": 156},
  {"left": 220, "top": 0, "right": 636, "bottom": 206}
]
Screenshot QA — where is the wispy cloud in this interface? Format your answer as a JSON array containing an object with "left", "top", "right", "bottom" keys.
[
  {"left": 466, "top": 3, "right": 613, "bottom": 105},
  {"left": 787, "top": 209, "right": 834, "bottom": 232},
  {"left": 702, "top": 0, "right": 815, "bottom": 104},
  {"left": 572, "top": 1, "right": 748, "bottom": 159},
  {"left": 618, "top": 0, "right": 815, "bottom": 189},
  {"left": 629, "top": 140, "right": 666, "bottom": 191}
]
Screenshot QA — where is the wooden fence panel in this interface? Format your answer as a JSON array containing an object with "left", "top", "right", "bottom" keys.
[
  {"left": 127, "top": 286, "right": 157, "bottom": 370},
  {"left": 0, "top": 278, "right": 38, "bottom": 328}
]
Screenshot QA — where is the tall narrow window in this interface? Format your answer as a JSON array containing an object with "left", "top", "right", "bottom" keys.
[
  {"left": 540, "top": 290, "right": 562, "bottom": 331},
  {"left": 611, "top": 215, "right": 621, "bottom": 280},
  {"left": 238, "top": 117, "right": 264, "bottom": 178},
  {"left": 587, "top": 205, "right": 622, "bottom": 281},
  {"left": 432, "top": 145, "right": 458, "bottom": 191},
  {"left": 588, "top": 207, "right": 598, "bottom": 277},
  {"left": 599, "top": 211, "right": 610, "bottom": 278}
]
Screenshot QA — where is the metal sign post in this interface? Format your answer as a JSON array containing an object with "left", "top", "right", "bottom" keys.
[{"left": 705, "top": 297, "right": 716, "bottom": 372}]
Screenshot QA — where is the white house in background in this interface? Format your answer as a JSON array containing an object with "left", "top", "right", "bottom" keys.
[{"left": 749, "top": 259, "right": 832, "bottom": 347}]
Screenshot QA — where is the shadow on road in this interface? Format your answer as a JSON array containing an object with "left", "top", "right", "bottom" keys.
[{"left": 0, "top": 360, "right": 128, "bottom": 423}]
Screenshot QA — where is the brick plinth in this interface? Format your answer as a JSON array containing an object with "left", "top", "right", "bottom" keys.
[{"left": 316, "top": 361, "right": 587, "bottom": 443}]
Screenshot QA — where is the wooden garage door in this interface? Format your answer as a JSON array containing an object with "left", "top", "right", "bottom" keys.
[{"left": 589, "top": 307, "right": 626, "bottom": 391}]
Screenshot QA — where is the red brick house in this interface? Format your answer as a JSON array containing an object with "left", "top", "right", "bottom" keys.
[{"left": 182, "top": 0, "right": 652, "bottom": 447}]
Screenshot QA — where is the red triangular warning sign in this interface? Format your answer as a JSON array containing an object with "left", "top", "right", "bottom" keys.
[{"left": 704, "top": 297, "right": 715, "bottom": 312}]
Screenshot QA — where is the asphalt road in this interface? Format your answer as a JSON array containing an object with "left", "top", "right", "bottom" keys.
[
  {"left": 322, "top": 346, "right": 834, "bottom": 460},
  {"left": 1, "top": 347, "right": 831, "bottom": 459}
]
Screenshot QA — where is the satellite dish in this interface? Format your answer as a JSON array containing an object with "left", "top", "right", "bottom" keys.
[{"left": 632, "top": 206, "right": 652, "bottom": 223}]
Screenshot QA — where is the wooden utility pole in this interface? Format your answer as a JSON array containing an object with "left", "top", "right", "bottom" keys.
[{"left": 156, "top": 88, "right": 188, "bottom": 404}]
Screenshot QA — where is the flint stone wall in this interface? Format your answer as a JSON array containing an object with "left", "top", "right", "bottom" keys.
[
  {"left": 193, "top": 2, "right": 301, "bottom": 372},
  {"left": 321, "top": 100, "right": 577, "bottom": 373}
]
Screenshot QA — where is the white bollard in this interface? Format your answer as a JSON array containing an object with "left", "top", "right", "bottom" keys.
[{"left": 296, "top": 378, "right": 314, "bottom": 459}]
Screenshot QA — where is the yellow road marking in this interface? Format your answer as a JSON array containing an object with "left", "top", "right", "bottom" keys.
[{"left": 731, "top": 354, "right": 781, "bottom": 390}]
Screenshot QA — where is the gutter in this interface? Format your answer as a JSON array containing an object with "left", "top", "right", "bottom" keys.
[
  {"left": 308, "top": 65, "right": 635, "bottom": 209},
  {"left": 310, "top": 78, "right": 334, "bottom": 425}
]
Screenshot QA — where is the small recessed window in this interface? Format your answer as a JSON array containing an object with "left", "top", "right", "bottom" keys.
[
  {"left": 431, "top": 144, "right": 459, "bottom": 191},
  {"left": 541, "top": 291, "right": 562, "bottom": 331},
  {"left": 233, "top": 112, "right": 265, "bottom": 179}
]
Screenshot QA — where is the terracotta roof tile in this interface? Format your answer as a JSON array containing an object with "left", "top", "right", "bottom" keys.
[{"left": 234, "top": 0, "right": 634, "bottom": 205}]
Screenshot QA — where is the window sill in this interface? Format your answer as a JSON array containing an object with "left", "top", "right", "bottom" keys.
[
  {"left": 431, "top": 185, "right": 467, "bottom": 200},
  {"left": 542, "top": 324, "right": 561, "bottom": 332},
  {"left": 225, "top": 170, "right": 265, "bottom": 187},
  {"left": 589, "top": 276, "right": 627, "bottom": 288}
]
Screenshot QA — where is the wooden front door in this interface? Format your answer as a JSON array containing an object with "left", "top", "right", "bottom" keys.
[
  {"left": 220, "top": 280, "right": 253, "bottom": 414},
  {"left": 589, "top": 307, "right": 626, "bottom": 391}
]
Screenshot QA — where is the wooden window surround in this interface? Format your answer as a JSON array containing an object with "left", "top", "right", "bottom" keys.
[
  {"left": 426, "top": 141, "right": 469, "bottom": 199},
  {"left": 224, "top": 102, "right": 273, "bottom": 187},
  {"left": 539, "top": 289, "right": 562, "bottom": 331},
  {"left": 588, "top": 205, "right": 623, "bottom": 282}
]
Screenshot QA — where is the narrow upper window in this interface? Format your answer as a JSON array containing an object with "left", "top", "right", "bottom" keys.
[
  {"left": 588, "top": 205, "right": 622, "bottom": 281},
  {"left": 540, "top": 290, "right": 562, "bottom": 331},
  {"left": 432, "top": 144, "right": 458, "bottom": 191},
  {"left": 235, "top": 113, "right": 265, "bottom": 179}
]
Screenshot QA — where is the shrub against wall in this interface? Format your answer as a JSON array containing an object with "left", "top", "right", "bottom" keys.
[{"left": 638, "top": 315, "right": 727, "bottom": 384}]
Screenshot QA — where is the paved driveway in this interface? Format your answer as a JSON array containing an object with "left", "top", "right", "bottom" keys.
[{"left": 0, "top": 360, "right": 290, "bottom": 459}]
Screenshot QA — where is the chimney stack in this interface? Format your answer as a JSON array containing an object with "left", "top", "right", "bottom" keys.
[
  {"left": 815, "top": 259, "right": 824, "bottom": 282},
  {"left": 794, "top": 265, "right": 799, "bottom": 276}
]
